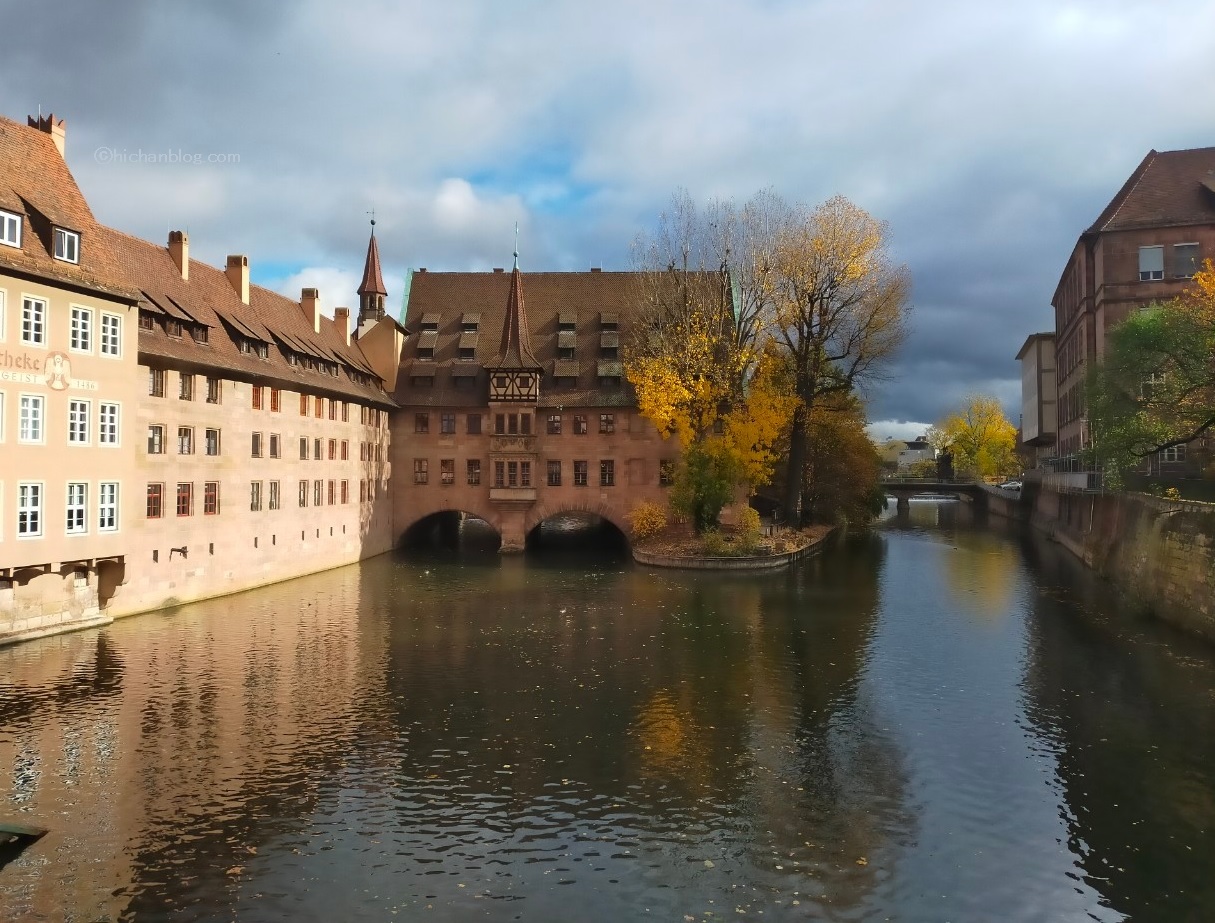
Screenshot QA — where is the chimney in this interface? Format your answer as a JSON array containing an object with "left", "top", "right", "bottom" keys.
[
  {"left": 493, "top": 267, "right": 504, "bottom": 273},
  {"left": 334, "top": 307, "right": 351, "bottom": 346},
  {"left": 28, "top": 114, "right": 66, "bottom": 158},
  {"left": 590, "top": 267, "right": 602, "bottom": 272},
  {"left": 226, "top": 255, "right": 249, "bottom": 304},
  {"left": 168, "top": 231, "right": 189, "bottom": 280},
  {"left": 301, "top": 287, "right": 321, "bottom": 333}
]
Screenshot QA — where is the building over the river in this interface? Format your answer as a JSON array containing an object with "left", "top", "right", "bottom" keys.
[
  {"left": 1048, "top": 146, "right": 1215, "bottom": 473},
  {"left": 391, "top": 258, "right": 677, "bottom": 551},
  {"left": 1, "top": 112, "right": 402, "bottom": 642}
]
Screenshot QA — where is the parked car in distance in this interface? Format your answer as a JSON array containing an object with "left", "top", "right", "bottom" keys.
[{"left": 998, "top": 480, "right": 1022, "bottom": 491}]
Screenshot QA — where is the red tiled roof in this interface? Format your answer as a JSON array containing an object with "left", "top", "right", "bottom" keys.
[
  {"left": 99, "top": 226, "right": 396, "bottom": 408},
  {"left": 395, "top": 270, "right": 639, "bottom": 408},
  {"left": 1087, "top": 146, "right": 1215, "bottom": 234},
  {"left": 0, "top": 114, "right": 138, "bottom": 302}
]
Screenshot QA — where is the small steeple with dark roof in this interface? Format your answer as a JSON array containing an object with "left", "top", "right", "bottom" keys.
[
  {"left": 357, "top": 218, "right": 388, "bottom": 325},
  {"left": 487, "top": 231, "right": 542, "bottom": 402}
]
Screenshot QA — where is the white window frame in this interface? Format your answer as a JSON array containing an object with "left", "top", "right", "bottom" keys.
[
  {"left": 53, "top": 227, "right": 80, "bottom": 264},
  {"left": 19, "top": 393, "right": 44, "bottom": 443},
  {"left": 1138, "top": 245, "right": 1164, "bottom": 282},
  {"left": 66, "top": 481, "right": 88, "bottom": 534},
  {"left": 1161, "top": 445, "right": 1187, "bottom": 463},
  {"left": 70, "top": 305, "right": 93, "bottom": 353},
  {"left": 21, "top": 295, "right": 47, "bottom": 346},
  {"left": 147, "top": 424, "right": 164, "bottom": 454},
  {"left": 68, "top": 399, "right": 91, "bottom": 445},
  {"left": 0, "top": 288, "right": 6, "bottom": 340},
  {"left": 98, "top": 481, "right": 119, "bottom": 532},
  {"left": 99, "top": 401, "right": 120, "bottom": 445},
  {"left": 0, "top": 209, "right": 21, "bottom": 248},
  {"left": 18, "top": 481, "right": 43, "bottom": 537},
  {"left": 100, "top": 311, "right": 122, "bottom": 357}
]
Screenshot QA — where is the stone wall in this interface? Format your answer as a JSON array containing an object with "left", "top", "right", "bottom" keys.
[{"left": 1032, "top": 487, "right": 1215, "bottom": 639}]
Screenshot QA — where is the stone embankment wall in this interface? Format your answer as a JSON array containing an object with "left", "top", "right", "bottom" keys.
[{"left": 1031, "top": 486, "right": 1215, "bottom": 639}]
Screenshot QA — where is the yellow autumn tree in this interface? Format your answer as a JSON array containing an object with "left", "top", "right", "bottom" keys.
[
  {"left": 759, "top": 196, "right": 911, "bottom": 524},
  {"left": 937, "top": 394, "right": 1018, "bottom": 479},
  {"left": 626, "top": 191, "right": 797, "bottom": 531}
]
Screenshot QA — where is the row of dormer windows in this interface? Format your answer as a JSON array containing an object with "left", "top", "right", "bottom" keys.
[{"left": 0, "top": 208, "right": 78, "bottom": 264}]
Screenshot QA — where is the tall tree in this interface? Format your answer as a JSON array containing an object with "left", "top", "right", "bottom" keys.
[
  {"left": 1086, "top": 262, "right": 1215, "bottom": 483},
  {"left": 625, "top": 191, "right": 796, "bottom": 531},
  {"left": 760, "top": 196, "right": 911, "bottom": 523},
  {"left": 936, "top": 394, "right": 1018, "bottom": 479}
]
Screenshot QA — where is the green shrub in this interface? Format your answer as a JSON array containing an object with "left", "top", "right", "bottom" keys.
[
  {"left": 737, "top": 506, "right": 761, "bottom": 539},
  {"left": 628, "top": 501, "right": 668, "bottom": 540},
  {"left": 700, "top": 530, "right": 728, "bottom": 556}
]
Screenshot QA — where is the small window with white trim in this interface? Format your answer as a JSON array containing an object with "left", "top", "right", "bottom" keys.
[
  {"left": 70, "top": 306, "right": 93, "bottom": 352},
  {"left": 66, "top": 482, "right": 88, "bottom": 534},
  {"left": 0, "top": 209, "right": 20, "bottom": 247},
  {"left": 18, "top": 482, "right": 43, "bottom": 537},
  {"left": 98, "top": 482, "right": 119, "bottom": 532},
  {"left": 19, "top": 394, "right": 44, "bottom": 443},
  {"left": 68, "top": 399, "right": 91, "bottom": 444},
  {"left": 53, "top": 227, "right": 80, "bottom": 263},
  {"left": 99, "top": 402, "right": 119, "bottom": 445},
  {"left": 1138, "top": 245, "right": 1164, "bottom": 282},
  {"left": 22, "top": 296, "right": 46, "bottom": 345},
  {"left": 100, "top": 312, "right": 122, "bottom": 356}
]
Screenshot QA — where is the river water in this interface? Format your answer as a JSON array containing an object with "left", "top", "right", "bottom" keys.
[{"left": 2, "top": 501, "right": 1214, "bottom": 922}]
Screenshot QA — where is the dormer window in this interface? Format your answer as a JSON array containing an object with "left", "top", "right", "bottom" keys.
[
  {"left": 166, "top": 318, "right": 183, "bottom": 338},
  {"left": 54, "top": 227, "right": 80, "bottom": 263},
  {"left": 0, "top": 209, "right": 20, "bottom": 248}
]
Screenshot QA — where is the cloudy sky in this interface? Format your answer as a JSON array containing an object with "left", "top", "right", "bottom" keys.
[{"left": 5, "top": 1, "right": 1213, "bottom": 438}]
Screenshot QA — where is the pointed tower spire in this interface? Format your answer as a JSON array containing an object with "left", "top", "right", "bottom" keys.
[
  {"left": 357, "top": 216, "right": 388, "bottom": 325},
  {"left": 487, "top": 236, "right": 542, "bottom": 403}
]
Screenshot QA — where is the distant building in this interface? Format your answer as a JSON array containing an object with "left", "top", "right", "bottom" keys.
[
  {"left": 390, "top": 263, "right": 676, "bottom": 551},
  {"left": 1015, "top": 332, "right": 1056, "bottom": 469},
  {"left": 1050, "top": 146, "right": 1215, "bottom": 477},
  {"left": 896, "top": 437, "right": 934, "bottom": 471}
]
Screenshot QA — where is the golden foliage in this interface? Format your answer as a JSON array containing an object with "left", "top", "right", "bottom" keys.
[
  {"left": 937, "top": 395, "right": 1017, "bottom": 478},
  {"left": 628, "top": 500, "right": 669, "bottom": 540}
]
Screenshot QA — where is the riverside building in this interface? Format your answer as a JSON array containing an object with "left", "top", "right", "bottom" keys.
[
  {"left": 1, "top": 112, "right": 401, "bottom": 642},
  {"left": 390, "top": 257, "right": 677, "bottom": 551}
]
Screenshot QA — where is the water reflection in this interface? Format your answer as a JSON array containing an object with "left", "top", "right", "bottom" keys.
[{"left": 1, "top": 509, "right": 1214, "bottom": 921}]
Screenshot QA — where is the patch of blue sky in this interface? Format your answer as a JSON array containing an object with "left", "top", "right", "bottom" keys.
[
  {"left": 465, "top": 146, "right": 603, "bottom": 215},
  {"left": 251, "top": 259, "right": 306, "bottom": 287}
]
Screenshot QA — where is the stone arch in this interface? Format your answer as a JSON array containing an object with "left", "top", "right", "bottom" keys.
[
  {"left": 398, "top": 499, "right": 505, "bottom": 547},
  {"left": 524, "top": 500, "right": 631, "bottom": 547}
]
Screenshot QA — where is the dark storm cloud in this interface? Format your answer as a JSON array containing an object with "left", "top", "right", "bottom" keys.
[{"left": 3, "top": 0, "right": 1214, "bottom": 428}]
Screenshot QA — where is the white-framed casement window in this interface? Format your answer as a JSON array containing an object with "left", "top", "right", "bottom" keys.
[
  {"left": 0, "top": 209, "right": 21, "bottom": 248},
  {"left": 1161, "top": 445, "right": 1187, "bottom": 463},
  {"left": 268, "top": 479, "right": 280, "bottom": 511},
  {"left": 1138, "top": 245, "right": 1164, "bottom": 282},
  {"left": 99, "top": 402, "right": 119, "bottom": 445},
  {"left": 18, "top": 482, "right": 43, "bottom": 537},
  {"left": 70, "top": 306, "right": 93, "bottom": 352},
  {"left": 147, "top": 424, "right": 164, "bottom": 454},
  {"left": 68, "top": 399, "right": 91, "bottom": 444},
  {"left": 100, "top": 312, "right": 122, "bottom": 357},
  {"left": 250, "top": 480, "right": 263, "bottom": 512},
  {"left": 98, "top": 481, "right": 119, "bottom": 532},
  {"left": 53, "top": 227, "right": 80, "bottom": 263},
  {"left": 22, "top": 296, "right": 46, "bottom": 346},
  {"left": 66, "top": 481, "right": 88, "bottom": 534},
  {"left": 19, "top": 394, "right": 44, "bottom": 443}
]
